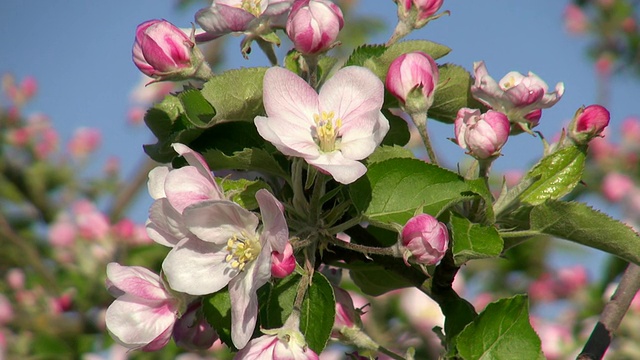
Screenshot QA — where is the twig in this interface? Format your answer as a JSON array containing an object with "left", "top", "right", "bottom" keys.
[{"left": 578, "top": 263, "right": 640, "bottom": 360}]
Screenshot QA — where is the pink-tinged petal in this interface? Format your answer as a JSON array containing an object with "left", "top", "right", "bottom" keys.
[
  {"left": 171, "top": 143, "right": 221, "bottom": 199},
  {"left": 141, "top": 325, "right": 174, "bottom": 352},
  {"left": 319, "top": 66, "right": 384, "bottom": 129},
  {"left": 229, "top": 245, "right": 272, "bottom": 349},
  {"left": 162, "top": 239, "right": 237, "bottom": 295},
  {"left": 307, "top": 152, "right": 366, "bottom": 185},
  {"left": 183, "top": 200, "right": 259, "bottom": 245},
  {"left": 256, "top": 189, "right": 288, "bottom": 253},
  {"left": 471, "top": 61, "right": 503, "bottom": 107},
  {"left": 234, "top": 334, "right": 278, "bottom": 358},
  {"left": 106, "top": 293, "right": 176, "bottom": 349},
  {"left": 164, "top": 166, "right": 220, "bottom": 213},
  {"left": 262, "top": 67, "right": 318, "bottom": 124},
  {"left": 255, "top": 115, "right": 320, "bottom": 157},
  {"left": 373, "top": 112, "right": 390, "bottom": 145},
  {"left": 339, "top": 110, "right": 383, "bottom": 160},
  {"left": 106, "top": 263, "right": 168, "bottom": 301},
  {"left": 147, "top": 166, "right": 169, "bottom": 200},
  {"left": 196, "top": 4, "right": 256, "bottom": 37},
  {"left": 147, "top": 199, "right": 188, "bottom": 247}
]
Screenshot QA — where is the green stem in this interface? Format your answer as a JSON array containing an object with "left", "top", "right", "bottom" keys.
[
  {"left": 326, "top": 215, "right": 363, "bottom": 235},
  {"left": 256, "top": 39, "right": 279, "bottom": 66},
  {"left": 411, "top": 112, "right": 439, "bottom": 166},
  {"left": 291, "top": 158, "right": 308, "bottom": 216},
  {"left": 302, "top": 55, "right": 319, "bottom": 89},
  {"left": 308, "top": 173, "right": 326, "bottom": 225},
  {"left": 378, "top": 346, "right": 406, "bottom": 360},
  {"left": 327, "top": 235, "right": 401, "bottom": 257},
  {"left": 386, "top": 20, "right": 412, "bottom": 47}
]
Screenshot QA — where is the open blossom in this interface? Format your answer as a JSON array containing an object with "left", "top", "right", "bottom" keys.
[
  {"left": 385, "top": 51, "right": 439, "bottom": 114},
  {"left": 401, "top": 214, "right": 448, "bottom": 265},
  {"left": 105, "top": 263, "right": 192, "bottom": 351},
  {"left": 471, "top": 61, "right": 564, "bottom": 133},
  {"left": 146, "top": 143, "right": 224, "bottom": 248},
  {"left": 162, "top": 189, "right": 288, "bottom": 349},
  {"left": 286, "top": 0, "right": 344, "bottom": 55},
  {"left": 234, "top": 322, "right": 318, "bottom": 359},
  {"left": 133, "top": 20, "right": 211, "bottom": 82},
  {"left": 255, "top": 66, "right": 389, "bottom": 184},
  {"left": 195, "top": 0, "right": 293, "bottom": 42},
  {"left": 454, "top": 108, "right": 510, "bottom": 159}
]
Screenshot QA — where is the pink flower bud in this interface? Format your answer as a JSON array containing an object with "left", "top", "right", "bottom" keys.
[
  {"left": 67, "top": 127, "right": 102, "bottom": 159},
  {"left": 271, "top": 242, "right": 296, "bottom": 278},
  {"left": 133, "top": 20, "right": 211, "bottom": 82},
  {"left": 333, "top": 286, "right": 359, "bottom": 332},
  {"left": 173, "top": 302, "right": 218, "bottom": 351},
  {"left": 569, "top": 104, "right": 610, "bottom": 143},
  {"left": 454, "top": 108, "right": 510, "bottom": 159},
  {"left": 6, "top": 268, "right": 25, "bottom": 290},
  {"left": 385, "top": 51, "right": 439, "bottom": 114},
  {"left": 286, "top": 0, "right": 344, "bottom": 55},
  {"left": 601, "top": 173, "right": 634, "bottom": 203},
  {"left": 401, "top": 214, "right": 449, "bottom": 265}
]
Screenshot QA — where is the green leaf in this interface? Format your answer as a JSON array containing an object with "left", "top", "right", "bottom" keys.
[
  {"left": 200, "top": 67, "right": 268, "bottom": 122},
  {"left": 429, "top": 63, "right": 487, "bottom": 124},
  {"left": 349, "top": 260, "right": 414, "bottom": 296},
  {"left": 203, "top": 289, "right": 234, "bottom": 349},
  {"left": 349, "top": 158, "right": 476, "bottom": 226},
  {"left": 344, "top": 44, "right": 387, "bottom": 67},
  {"left": 178, "top": 88, "right": 216, "bottom": 128},
  {"left": 258, "top": 272, "right": 335, "bottom": 354},
  {"left": 380, "top": 108, "right": 411, "bottom": 146},
  {"left": 520, "top": 145, "right": 587, "bottom": 205},
  {"left": 530, "top": 201, "right": 640, "bottom": 265},
  {"left": 202, "top": 148, "right": 289, "bottom": 180},
  {"left": 366, "top": 145, "right": 415, "bottom": 165},
  {"left": 457, "top": 295, "right": 544, "bottom": 360},
  {"left": 450, "top": 212, "right": 503, "bottom": 266},
  {"left": 219, "top": 178, "right": 271, "bottom": 210}
]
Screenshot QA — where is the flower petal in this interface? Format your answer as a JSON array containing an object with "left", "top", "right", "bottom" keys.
[
  {"left": 307, "top": 152, "right": 366, "bottom": 185},
  {"left": 256, "top": 189, "right": 288, "bottom": 253},
  {"left": 262, "top": 67, "right": 318, "bottom": 124},
  {"left": 184, "top": 200, "right": 259, "bottom": 245},
  {"left": 255, "top": 115, "right": 320, "bottom": 157},
  {"left": 162, "top": 239, "right": 237, "bottom": 295},
  {"left": 146, "top": 199, "right": 188, "bottom": 247},
  {"left": 164, "top": 166, "right": 220, "bottom": 213},
  {"left": 171, "top": 143, "right": 222, "bottom": 199},
  {"left": 106, "top": 263, "right": 167, "bottom": 301},
  {"left": 147, "top": 166, "right": 169, "bottom": 200}
]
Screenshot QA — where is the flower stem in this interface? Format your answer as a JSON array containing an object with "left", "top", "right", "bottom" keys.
[
  {"left": 386, "top": 20, "right": 412, "bottom": 47},
  {"left": 327, "top": 235, "right": 401, "bottom": 257},
  {"left": 302, "top": 55, "right": 319, "bottom": 89},
  {"left": 257, "top": 39, "right": 279, "bottom": 67},
  {"left": 378, "top": 345, "right": 407, "bottom": 360},
  {"left": 410, "top": 112, "right": 439, "bottom": 166}
]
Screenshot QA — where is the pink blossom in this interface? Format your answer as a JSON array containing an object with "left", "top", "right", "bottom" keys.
[
  {"left": 471, "top": 61, "right": 564, "bottom": 133},
  {"left": 0, "top": 295, "right": 14, "bottom": 325},
  {"left": 67, "top": 127, "right": 102, "bottom": 159},
  {"left": 602, "top": 173, "right": 634, "bottom": 203},
  {"left": 133, "top": 20, "right": 211, "bottom": 82},
  {"left": 105, "top": 263, "right": 192, "bottom": 351},
  {"left": 72, "top": 200, "right": 110, "bottom": 240},
  {"left": 48, "top": 215, "right": 77, "bottom": 247},
  {"left": 563, "top": 4, "right": 588, "bottom": 35},
  {"left": 234, "top": 324, "right": 318, "bottom": 359},
  {"left": 146, "top": 143, "right": 224, "bottom": 247},
  {"left": 569, "top": 104, "right": 610, "bottom": 143},
  {"left": 6, "top": 268, "right": 25, "bottom": 290},
  {"left": 621, "top": 117, "right": 640, "bottom": 144},
  {"left": 454, "top": 108, "right": 510, "bottom": 159},
  {"left": 255, "top": 66, "right": 389, "bottom": 184},
  {"left": 333, "top": 286, "right": 359, "bottom": 332},
  {"left": 385, "top": 51, "right": 439, "bottom": 114},
  {"left": 162, "top": 189, "right": 288, "bottom": 348},
  {"left": 399, "top": 287, "right": 443, "bottom": 337},
  {"left": 286, "top": 0, "right": 344, "bottom": 55},
  {"left": 398, "top": 0, "right": 444, "bottom": 21},
  {"left": 530, "top": 318, "right": 575, "bottom": 360},
  {"left": 271, "top": 242, "right": 296, "bottom": 278},
  {"left": 195, "top": 0, "right": 293, "bottom": 41},
  {"left": 173, "top": 302, "right": 218, "bottom": 351},
  {"left": 401, "top": 214, "right": 449, "bottom": 265}
]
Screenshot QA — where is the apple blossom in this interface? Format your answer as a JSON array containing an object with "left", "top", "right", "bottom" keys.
[
  {"left": 271, "top": 242, "right": 296, "bottom": 278},
  {"left": 234, "top": 323, "right": 318, "bottom": 359},
  {"left": 162, "top": 189, "right": 288, "bottom": 348},
  {"left": 471, "top": 61, "right": 564, "bottom": 133},
  {"left": 286, "top": 0, "right": 344, "bottom": 55},
  {"left": 173, "top": 302, "right": 218, "bottom": 351},
  {"left": 105, "top": 263, "right": 192, "bottom": 351},
  {"left": 255, "top": 66, "right": 389, "bottom": 184},
  {"left": 568, "top": 104, "right": 610, "bottom": 143},
  {"left": 563, "top": 4, "right": 588, "bottom": 35},
  {"left": 146, "top": 143, "right": 224, "bottom": 248},
  {"left": 401, "top": 214, "right": 449, "bottom": 265},
  {"left": 397, "top": 0, "right": 444, "bottom": 23},
  {"left": 385, "top": 51, "right": 439, "bottom": 114},
  {"left": 67, "top": 127, "right": 101, "bottom": 159},
  {"left": 133, "top": 20, "right": 212, "bottom": 82},
  {"left": 454, "top": 108, "right": 510, "bottom": 159}
]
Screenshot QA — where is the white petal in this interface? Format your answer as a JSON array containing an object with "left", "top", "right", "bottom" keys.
[
  {"left": 147, "top": 198, "right": 188, "bottom": 247},
  {"left": 106, "top": 263, "right": 167, "bottom": 301},
  {"left": 256, "top": 189, "right": 288, "bottom": 253},
  {"left": 307, "top": 152, "right": 367, "bottom": 185},
  {"left": 262, "top": 67, "right": 318, "bottom": 123},
  {"left": 162, "top": 239, "right": 237, "bottom": 295},
  {"left": 183, "top": 200, "right": 259, "bottom": 245},
  {"left": 147, "top": 166, "right": 169, "bottom": 200}
]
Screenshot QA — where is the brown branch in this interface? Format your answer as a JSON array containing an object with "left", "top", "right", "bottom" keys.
[{"left": 578, "top": 263, "right": 640, "bottom": 360}]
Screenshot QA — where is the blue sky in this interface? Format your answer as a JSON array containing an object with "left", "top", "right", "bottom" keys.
[{"left": 2, "top": 1, "right": 638, "bottom": 278}]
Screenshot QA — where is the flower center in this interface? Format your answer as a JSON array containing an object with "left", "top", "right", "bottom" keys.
[
  {"left": 313, "top": 111, "right": 342, "bottom": 152},
  {"left": 238, "top": 0, "right": 263, "bottom": 17},
  {"left": 502, "top": 76, "right": 516, "bottom": 89},
  {"left": 225, "top": 231, "right": 261, "bottom": 271}
]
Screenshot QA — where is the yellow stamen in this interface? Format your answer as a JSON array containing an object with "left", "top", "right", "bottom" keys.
[
  {"left": 225, "top": 231, "right": 261, "bottom": 272},
  {"left": 237, "top": 0, "right": 262, "bottom": 17},
  {"left": 313, "top": 111, "right": 342, "bottom": 152}
]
